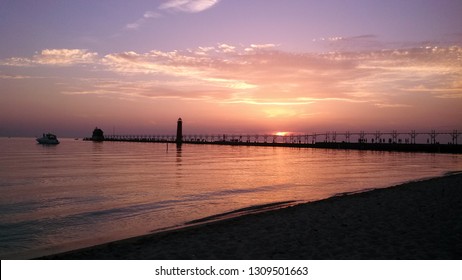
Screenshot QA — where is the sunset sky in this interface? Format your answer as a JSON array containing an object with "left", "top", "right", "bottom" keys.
[{"left": 1, "top": 0, "right": 461, "bottom": 137}]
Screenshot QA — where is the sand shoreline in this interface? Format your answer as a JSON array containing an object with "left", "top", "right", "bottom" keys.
[{"left": 38, "top": 173, "right": 462, "bottom": 259}]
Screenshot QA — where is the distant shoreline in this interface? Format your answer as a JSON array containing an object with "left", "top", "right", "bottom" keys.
[{"left": 38, "top": 172, "right": 462, "bottom": 260}]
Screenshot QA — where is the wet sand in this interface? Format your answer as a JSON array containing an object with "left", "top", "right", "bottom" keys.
[{"left": 39, "top": 173, "right": 462, "bottom": 259}]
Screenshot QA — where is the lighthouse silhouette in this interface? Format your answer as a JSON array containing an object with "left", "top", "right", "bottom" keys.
[{"left": 176, "top": 118, "right": 183, "bottom": 145}]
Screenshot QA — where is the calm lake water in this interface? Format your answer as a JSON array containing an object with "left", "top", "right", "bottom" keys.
[{"left": 1, "top": 137, "right": 461, "bottom": 259}]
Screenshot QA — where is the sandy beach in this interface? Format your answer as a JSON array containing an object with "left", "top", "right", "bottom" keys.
[{"left": 39, "top": 172, "right": 462, "bottom": 260}]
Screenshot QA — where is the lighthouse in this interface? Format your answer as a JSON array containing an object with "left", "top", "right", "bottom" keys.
[{"left": 176, "top": 118, "right": 183, "bottom": 145}]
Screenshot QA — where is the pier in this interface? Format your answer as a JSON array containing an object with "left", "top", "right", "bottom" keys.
[{"left": 97, "top": 130, "right": 462, "bottom": 154}]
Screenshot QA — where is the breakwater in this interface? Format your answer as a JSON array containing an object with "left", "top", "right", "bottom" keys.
[{"left": 87, "top": 133, "right": 462, "bottom": 154}]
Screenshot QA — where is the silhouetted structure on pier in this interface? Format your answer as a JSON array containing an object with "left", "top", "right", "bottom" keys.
[
  {"left": 91, "top": 127, "right": 104, "bottom": 142},
  {"left": 176, "top": 118, "right": 183, "bottom": 145}
]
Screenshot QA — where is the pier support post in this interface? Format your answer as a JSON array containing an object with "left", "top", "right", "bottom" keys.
[
  {"left": 451, "top": 130, "right": 458, "bottom": 145},
  {"left": 375, "top": 131, "right": 381, "bottom": 144},
  {"left": 410, "top": 130, "right": 417, "bottom": 144},
  {"left": 430, "top": 130, "right": 437, "bottom": 144},
  {"left": 392, "top": 130, "right": 398, "bottom": 144}
]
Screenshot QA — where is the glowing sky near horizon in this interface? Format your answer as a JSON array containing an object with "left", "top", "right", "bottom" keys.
[{"left": 1, "top": 0, "right": 461, "bottom": 137}]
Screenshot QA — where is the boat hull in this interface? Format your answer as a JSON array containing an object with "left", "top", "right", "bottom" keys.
[{"left": 36, "top": 138, "right": 60, "bottom": 144}]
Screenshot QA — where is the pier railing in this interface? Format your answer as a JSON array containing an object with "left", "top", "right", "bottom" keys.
[{"left": 103, "top": 130, "right": 461, "bottom": 145}]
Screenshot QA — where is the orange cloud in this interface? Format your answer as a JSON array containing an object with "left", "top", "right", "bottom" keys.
[
  {"left": 2, "top": 44, "right": 461, "bottom": 132},
  {"left": 4, "top": 45, "right": 462, "bottom": 105}
]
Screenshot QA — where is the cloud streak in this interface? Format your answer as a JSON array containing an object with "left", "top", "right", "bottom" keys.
[
  {"left": 159, "top": 0, "right": 220, "bottom": 13},
  {"left": 1, "top": 49, "right": 98, "bottom": 66},
  {"left": 125, "top": 11, "right": 162, "bottom": 30},
  {"left": 125, "top": 0, "right": 220, "bottom": 30}
]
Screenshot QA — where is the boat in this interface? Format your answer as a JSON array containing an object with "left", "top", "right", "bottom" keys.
[{"left": 36, "top": 133, "right": 60, "bottom": 144}]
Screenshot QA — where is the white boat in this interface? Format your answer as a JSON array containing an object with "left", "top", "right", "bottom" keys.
[{"left": 36, "top": 133, "right": 60, "bottom": 144}]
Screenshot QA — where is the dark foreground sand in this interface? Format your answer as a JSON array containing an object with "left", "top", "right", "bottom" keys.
[{"left": 40, "top": 173, "right": 462, "bottom": 259}]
